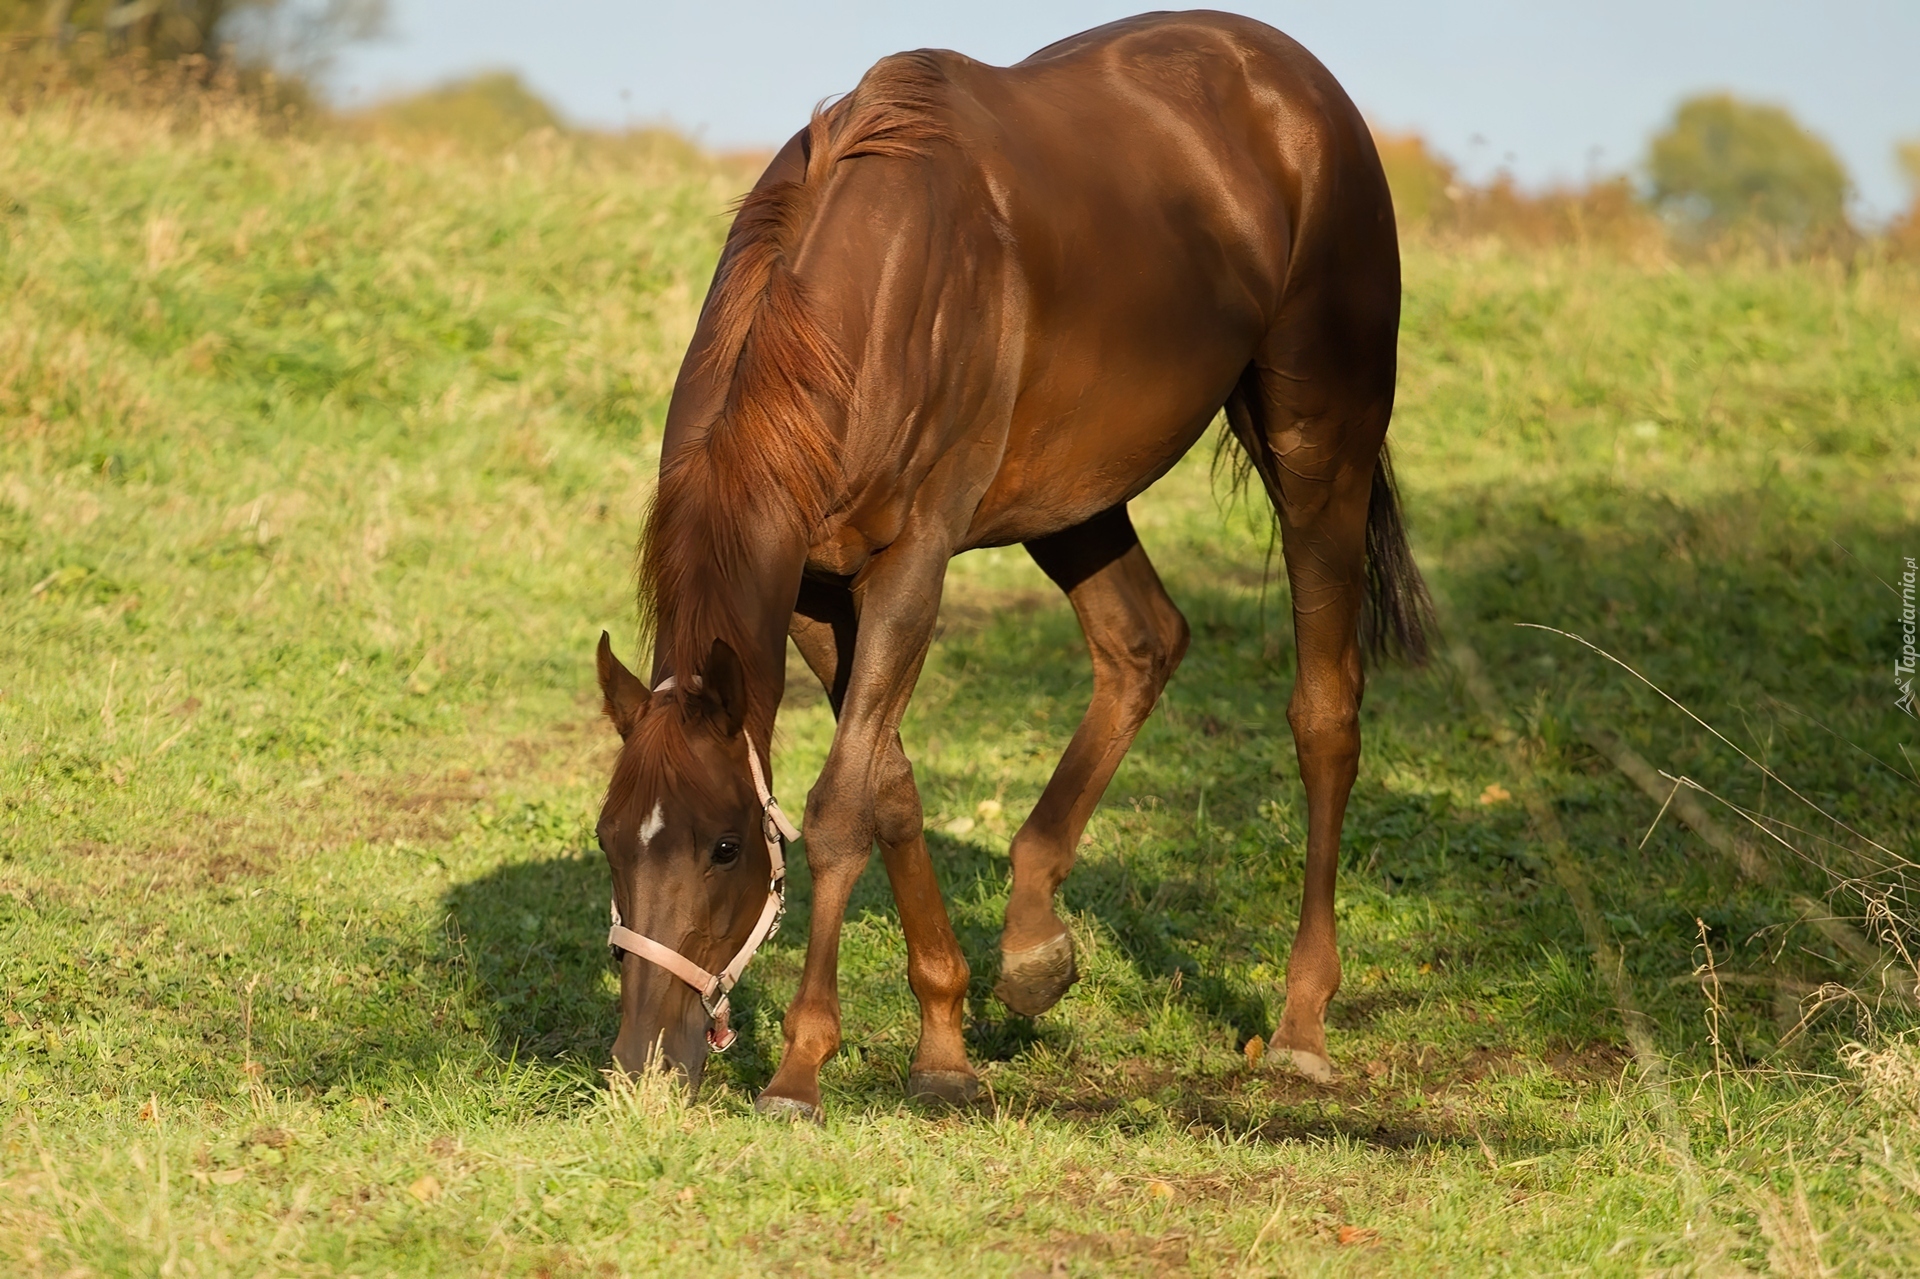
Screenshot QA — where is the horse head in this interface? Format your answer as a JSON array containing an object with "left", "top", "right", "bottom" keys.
[{"left": 594, "top": 632, "right": 781, "bottom": 1092}]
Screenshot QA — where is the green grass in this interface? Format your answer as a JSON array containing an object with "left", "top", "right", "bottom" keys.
[{"left": 3, "top": 99, "right": 1920, "bottom": 1276}]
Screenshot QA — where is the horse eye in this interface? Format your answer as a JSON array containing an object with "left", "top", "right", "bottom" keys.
[{"left": 711, "top": 837, "right": 742, "bottom": 867}]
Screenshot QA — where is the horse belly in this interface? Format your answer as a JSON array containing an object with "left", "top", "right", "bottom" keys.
[{"left": 962, "top": 345, "right": 1244, "bottom": 547}]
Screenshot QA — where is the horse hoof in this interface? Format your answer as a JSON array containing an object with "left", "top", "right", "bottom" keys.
[
  {"left": 995, "top": 932, "right": 1078, "bottom": 1017},
  {"left": 1267, "top": 1044, "right": 1334, "bottom": 1083},
  {"left": 753, "top": 1093, "right": 824, "bottom": 1124},
  {"left": 907, "top": 1070, "right": 983, "bottom": 1107}
]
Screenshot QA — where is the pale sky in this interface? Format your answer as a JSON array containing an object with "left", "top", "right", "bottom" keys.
[{"left": 327, "top": 2, "right": 1920, "bottom": 222}]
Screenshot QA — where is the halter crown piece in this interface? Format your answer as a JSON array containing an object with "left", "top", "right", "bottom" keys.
[{"left": 606, "top": 675, "right": 799, "bottom": 1052}]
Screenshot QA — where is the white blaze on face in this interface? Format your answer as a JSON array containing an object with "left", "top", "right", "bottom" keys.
[{"left": 637, "top": 801, "right": 666, "bottom": 850}]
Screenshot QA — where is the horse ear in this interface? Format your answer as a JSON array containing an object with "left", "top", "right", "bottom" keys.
[
  {"left": 697, "top": 638, "right": 748, "bottom": 738},
  {"left": 596, "top": 631, "right": 650, "bottom": 739}
]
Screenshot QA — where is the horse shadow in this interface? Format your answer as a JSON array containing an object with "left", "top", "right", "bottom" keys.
[
  {"left": 437, "top": 479, "right": 1914, "bottom": 1145},
  {"left": 442, "top": 847, "right": 620, "bottom": 1065}
]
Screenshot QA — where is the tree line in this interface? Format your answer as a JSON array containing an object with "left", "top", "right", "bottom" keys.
[
  {"left": 4, "top": 7, "right": 1915, "bottom": 253},
  {"left": 1383, "top": 94, "right": 1917, "bottom": 253},
  {"left": 0, "top": 0, "right": 380, "bottom": 74}
]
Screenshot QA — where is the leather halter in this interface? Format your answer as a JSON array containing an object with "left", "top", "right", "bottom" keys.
[{"left": 607, "top": 676, "right": 799, "bottom": 1052}]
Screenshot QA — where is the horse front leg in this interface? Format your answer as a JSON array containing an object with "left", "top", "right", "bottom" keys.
[
  {"left": 787, "top": 577, "right": 978, "bottom": 1107},
  {"left": 758, "top": 537, "right": 959, "bottom": 1120}
]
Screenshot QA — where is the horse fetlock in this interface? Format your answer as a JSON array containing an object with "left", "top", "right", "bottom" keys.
[
  {"left": 782, "top": 1024, "right": 841, "bottom": 1071},
  {"left": 994, "top": 929, "right": 1078, "bottom": 1017},
  {"left": 1268, "top": 997, "right": 1334, "bottom": 1080},
  {"left": 1002, "top": 867, "right": 1069, "bottom": 936}
]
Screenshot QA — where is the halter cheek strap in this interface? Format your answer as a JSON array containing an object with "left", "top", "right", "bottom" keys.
[{"left": 607, "top": 676, "right": 800, "bottom": 1053}]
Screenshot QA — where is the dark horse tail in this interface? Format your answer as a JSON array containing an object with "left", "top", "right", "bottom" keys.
[
  {"left": 1361, "top": 446, "right": 1436, "bottom": 666},
  {"left": 1218, "top": 420, "right": 1436, "bottom": 667}
]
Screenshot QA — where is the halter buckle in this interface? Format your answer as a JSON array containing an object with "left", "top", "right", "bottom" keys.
[{"left": 700, "top": 981, "right": 737, "bottom": 1052}]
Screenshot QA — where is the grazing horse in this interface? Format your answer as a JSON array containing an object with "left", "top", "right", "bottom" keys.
[{"left": 593, "top": 10, "right": 1431, "bottom": 1117}]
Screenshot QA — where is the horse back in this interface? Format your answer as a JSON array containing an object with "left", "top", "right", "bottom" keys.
[
  {"left": 896, "top": 14, "right": 1394, "bottom": 545},
  {"left": 668, "top": 13, "right": 1397, "bottom": 566}
]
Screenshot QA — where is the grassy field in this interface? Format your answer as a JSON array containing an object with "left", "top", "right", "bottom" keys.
[{"left": 3, "top": 96, "right": 1920, "bottom": 1276}]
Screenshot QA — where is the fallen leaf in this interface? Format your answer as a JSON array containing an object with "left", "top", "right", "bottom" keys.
[
  {"left": 407, "top": 1175, "right": 441, "bottom": 1203},
  {"left": 676, "top": 1186, "right": 696, "bottom": 1204},
  {"left": 1337, "top": 1225, "right": 1378, "bottom": 1246},
  {"left": 1243, "top": 1036, "right": 1265, "bottom": 1066},
  {"left": 943, "top": 816, "right": 975, "bottom": 837},
  {"left": 1364, "top": 1059, "right": 1387, "bottom": 1079},
  {"left": 976, "top": 798, "right": 1003, "bottom": 820},
  {"left": 209, "top": 1168, "right": 245, "bottom": 1185},
  {"left": 1146, "top": 1180, "right": 1175, "bottom": 1200},
  {"left": 138, "top": 1098, "right": 159, "bottom": 1123},
  {"left": 1478, "top": 783, "right": 1512, "bottom": 805}
]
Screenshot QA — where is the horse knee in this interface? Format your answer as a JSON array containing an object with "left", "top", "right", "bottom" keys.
[
  {"left": 870, "top": 746, "right": 923, "bottom": 849},
  {"left": 804, "top": 769, "right": 873, "bottom": 868}
]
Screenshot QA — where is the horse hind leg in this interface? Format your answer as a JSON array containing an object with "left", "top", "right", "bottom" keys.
[
  {"left": 998, "top": 505, "right": 1190, "bottom": 1016},
  {"left": 1224, "top": 353, "right": 1395, "bottom": 1083}
]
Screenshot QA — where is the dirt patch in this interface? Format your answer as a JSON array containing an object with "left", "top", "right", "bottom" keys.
[
  {"left": 32, "top": 719, "right": 610, "bottom": 900},
  {"left": 58, "top": 827, "right": 287, "bottom": 894},
  {"left": 1046, "top": 1160, "right": 1274, "bottom": 1213},
  {"left": 1545, "top": 1043, "right": 1634, "bottom": 1084},
  {"left": 388, "top": 784, "right": 491, "bottom": 813},
  {"left": 1004, "top": 1228, "right": 1192, "bottom": 1277}
]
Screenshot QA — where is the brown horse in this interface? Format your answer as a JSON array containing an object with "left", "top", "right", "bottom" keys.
[{"left": 594, "top": 10, "right": 1431, "bottom": 1117}]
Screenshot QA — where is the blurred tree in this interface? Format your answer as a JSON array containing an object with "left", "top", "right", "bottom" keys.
[
  {"left": 0, "top": 0, "right": 382, "bottom": 71},
  {"left": 1373, "top": 129, "right": 1458, "bottom": 226},
  {"left": 1891, "top": 138, "right": 1920, "bottom": 255},
  {"left": 1370, "top": 126, "right": 1659, "bottom": 250},
  {"left": 365, "top": 70, "right": 564, "bottom": 149},
  {"left": 1647, "top": 93, "right": 1851, "bottom": 240}
]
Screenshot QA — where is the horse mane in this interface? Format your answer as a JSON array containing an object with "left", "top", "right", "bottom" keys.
[{"left": 636, "top": 53, "right": 950, "bottom": 707}]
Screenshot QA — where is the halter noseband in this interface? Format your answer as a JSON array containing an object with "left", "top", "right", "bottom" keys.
[{"left": 607, "top": 675, "right": 799, "bottom": 1052}]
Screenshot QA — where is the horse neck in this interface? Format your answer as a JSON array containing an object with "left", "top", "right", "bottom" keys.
[{"left": 646, "top": 517, "right": 801, "bottom": 751}]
